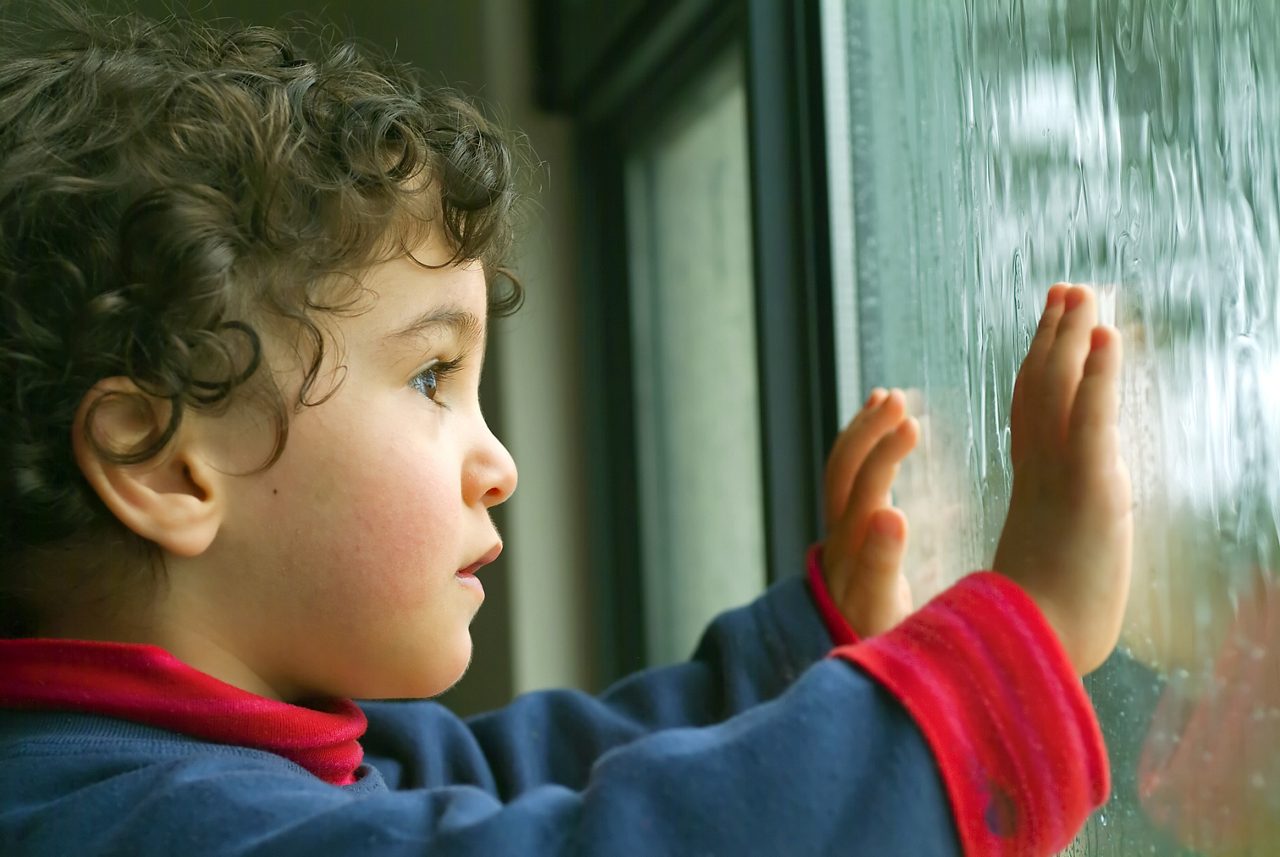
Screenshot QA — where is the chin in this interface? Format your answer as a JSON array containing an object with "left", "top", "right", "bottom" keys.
[
  {"left": 399, "top": 639, "right": 474, "bottom": 700},
  {"left": 344, "top": 634, "right": 473, "bottom": 701},
  {"left": 427, "top": 641, "right": 475, "bottom": 698}
]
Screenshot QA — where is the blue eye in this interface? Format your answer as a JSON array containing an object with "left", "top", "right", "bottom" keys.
[
  {"left": 410, "top": 367, "right": 439, "bottom": 400},
  {"left": 410, "top": 359, "right": 461, "bottom": 403}
]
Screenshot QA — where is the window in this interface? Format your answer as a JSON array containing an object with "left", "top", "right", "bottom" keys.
[
  {"left": 624, "top": 52, "right": 768, "bottom": 665},
  {"left": 825, "top": 0, "right": 1279, "bottom": 853},
  {"left": 538, "top": 0, "right": 833, "bottom": 682}
]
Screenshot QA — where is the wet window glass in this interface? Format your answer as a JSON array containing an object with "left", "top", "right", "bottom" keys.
[
  {"left": 625, "top": 51, "right": 768, "bottom": 666},
  {"left": 824, "top": 1, "right": 1279, "bottom": 853}
]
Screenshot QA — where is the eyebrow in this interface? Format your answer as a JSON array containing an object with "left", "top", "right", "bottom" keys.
[{"left": 385, "top": 306, "right": 485, "bottom": 350}]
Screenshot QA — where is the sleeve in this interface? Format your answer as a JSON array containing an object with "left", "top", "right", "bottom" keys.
[
  {"left": 13, "top": 572, "right": 1108, "bottom": 857},
  {"left": 361, "top": 570, "right": 842, "bottom": 796},
  {"left": 805, "top": 543, "right": 862, "bottom": 646},
  {"left": 365, "top": 546, "right": 855, "bottom": 798},
  {"left": 836, "top": 572, "right": 1111, "bottom": 855},
  {"left": 18, "top": 660, "right": 962, "bottom": 857}
]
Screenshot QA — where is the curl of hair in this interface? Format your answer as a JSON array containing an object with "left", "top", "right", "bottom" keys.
[{"left": 0, "top": 2, "right": 526, "bottom": 633}]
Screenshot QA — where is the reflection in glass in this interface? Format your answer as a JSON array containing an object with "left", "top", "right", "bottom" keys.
[
  {"left": 828, "top": 1, "right": 1280, "bottom": 853},
  {"left": 625, "top": 52, "right": 767, "bottom": 666}
]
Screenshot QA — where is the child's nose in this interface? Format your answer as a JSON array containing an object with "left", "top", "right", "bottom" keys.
[{"left": 467, "top": 424, "right": 518, "bottom": 508}]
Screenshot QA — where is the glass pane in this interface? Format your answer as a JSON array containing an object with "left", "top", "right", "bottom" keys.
[
  {"left": 828, "top": 1, "right": 1279, "bottom": 853},
  {"left": 625, "top": 51, "right": 767, "bottom": 666}
]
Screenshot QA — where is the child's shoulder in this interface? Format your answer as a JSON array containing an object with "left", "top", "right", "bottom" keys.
[
  {"left": 0, "top": 707, "right": 327, "bottom": 775},
  {"left": 0, "top": 707, "right": 392, "bottom": 856}
]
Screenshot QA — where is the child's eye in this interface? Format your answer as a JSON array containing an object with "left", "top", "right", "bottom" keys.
[{"left": 409, "top": 359, "right": 461, "bottom": 403}]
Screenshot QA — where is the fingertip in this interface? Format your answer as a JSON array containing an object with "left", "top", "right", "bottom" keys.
[
  {"left": 865, "top": 388, "right": 888, "bottom": 409},
  {"left": 887, "top": 416, "right": 920, "bottom": 457},
  {"left": 882, "top": 388, "right": 906, "bottom": 416},
  {"left": 1090, "top": 324, "right": 1121, "bottom": 353},
  {"left": 870, "top": 507, "right": 907, "bottom": 542},
  {"left": 1037, "top": 287, "right": 1069, "bottom": 332},
  {"left": 1084, "top": 325, "right": 1122, "bottom": 375}
]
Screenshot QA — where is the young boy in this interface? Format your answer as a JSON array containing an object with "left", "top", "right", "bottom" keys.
[{"left": 0, "top": 5, "right": 1131, "bottom": 855}]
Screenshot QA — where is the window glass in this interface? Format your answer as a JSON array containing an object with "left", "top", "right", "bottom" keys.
[
  {"left": 625, "top": 51, "right": 768, "bottom": 666},
  {"left": 826, "top": 1, "right": 1279, "bottom": 853}
]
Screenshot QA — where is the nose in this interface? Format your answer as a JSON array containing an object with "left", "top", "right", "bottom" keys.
[{"left": 465, "top": 419, "right": 518, "bottom": 509}]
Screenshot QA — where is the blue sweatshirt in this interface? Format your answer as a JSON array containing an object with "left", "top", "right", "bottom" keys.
[{"left": 0, "top": 566, "right": 1106, "bottom": 856}]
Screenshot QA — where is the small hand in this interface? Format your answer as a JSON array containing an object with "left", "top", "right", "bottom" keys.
[
  {"left": 993, "top": 283, "right": 1133, "bottom": 675},
  {"left": 822, "top": 388, "right": 920, "bottom": 638}
]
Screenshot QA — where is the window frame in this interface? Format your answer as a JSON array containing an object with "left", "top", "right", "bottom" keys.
[{"left": 536, "top": 0, "right": 838, "bottom": 685}]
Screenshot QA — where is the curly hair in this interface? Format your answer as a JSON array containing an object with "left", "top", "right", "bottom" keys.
[{"left": 0, "top": 2, "right": 524, "bottom": 635}]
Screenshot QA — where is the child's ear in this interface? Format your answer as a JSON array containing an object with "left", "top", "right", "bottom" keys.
[{"left": 71, "top": 378, "right": 224, "bottom": 558}]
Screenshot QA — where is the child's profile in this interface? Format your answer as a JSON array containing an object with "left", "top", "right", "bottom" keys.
[{"left": 1, "top": 4, "right": 1135, "bottom": 855}]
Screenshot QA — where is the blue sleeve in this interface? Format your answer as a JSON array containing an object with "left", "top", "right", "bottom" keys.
[
  {"left": 3, "top": 574, "right": 963, "bottom": 855},
  {"left": 11, "top": 661, "right": 959, "bottom": 856},
  {"left": 359, "top": 573, "right": 842, "bottom": 796}
]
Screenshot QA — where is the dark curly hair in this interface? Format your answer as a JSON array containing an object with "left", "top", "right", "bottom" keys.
[{"left": 0, "top": 2, "right": 524, "bottom": 636}]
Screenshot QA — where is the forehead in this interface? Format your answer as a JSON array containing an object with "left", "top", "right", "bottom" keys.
[{"left": 353, "top": 248, "right": 490, "bottom": 334}]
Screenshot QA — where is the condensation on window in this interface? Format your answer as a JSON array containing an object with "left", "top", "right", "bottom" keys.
[{"left": 827, "top": 1, "right": 1279, "bottom": 853}]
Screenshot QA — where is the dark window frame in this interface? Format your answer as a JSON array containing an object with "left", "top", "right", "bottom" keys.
[{"left": 536, "top": 0, "right": 837, "bottom": 687}]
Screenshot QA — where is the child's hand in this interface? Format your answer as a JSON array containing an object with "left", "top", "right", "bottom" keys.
[
  {"left": 822, "top": 389, "right": 920, "bottom": 637},
  {"left": 993, "top": 284, "right": 1133, "bottom": 675}
]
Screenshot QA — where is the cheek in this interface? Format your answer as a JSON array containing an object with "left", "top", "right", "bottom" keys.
[
  {"left": 358, "top": 468, "right": 453, "bottom": 565},
  {"left": 262, "top": 419, "right": 461, "bottom": 618},
  {"left": 333, "top": 448, "right": 459, "bottom": 604}
]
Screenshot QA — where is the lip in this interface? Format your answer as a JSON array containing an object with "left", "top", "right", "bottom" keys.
[{"left": 456, "top": 543, "right": 503, "bottom": 578}]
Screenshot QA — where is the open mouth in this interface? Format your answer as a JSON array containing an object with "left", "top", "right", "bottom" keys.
[{"left": 456, "top": 543, "right": 502, "bottom": 583}]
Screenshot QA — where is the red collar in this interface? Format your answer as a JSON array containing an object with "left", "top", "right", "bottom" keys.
[{"left": 0, "top": 638, "right": 366, "bottom": 786}]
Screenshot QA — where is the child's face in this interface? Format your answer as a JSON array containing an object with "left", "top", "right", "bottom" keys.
[{"left": 192, "top": 236, "right": 517, "bottom": 701}]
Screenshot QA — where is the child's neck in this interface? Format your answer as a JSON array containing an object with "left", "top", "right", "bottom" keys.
[{"left": 38, "top": 607, "right": 288, "bottom": 702}]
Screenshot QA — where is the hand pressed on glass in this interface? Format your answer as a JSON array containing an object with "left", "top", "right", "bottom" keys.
[
  {"left": 993, "top": 283, "right": 1134, "bottom": 675},
  {"left": 821, "top": 388, "right": 919, "bottom": 638}
]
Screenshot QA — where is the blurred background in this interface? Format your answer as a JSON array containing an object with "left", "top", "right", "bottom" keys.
[{"left": 18, "top": 1, "right": 1280, "bottom": 853}]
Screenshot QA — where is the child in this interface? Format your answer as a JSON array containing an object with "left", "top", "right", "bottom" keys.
[{"left": 0, "top": 5, "right": 1131, "bottom": 855}]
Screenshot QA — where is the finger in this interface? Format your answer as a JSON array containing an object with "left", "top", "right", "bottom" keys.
[
  {"left": 1037, "top": 285, "right": 1098, "bottom": 450},
  {"left": 839, "top": 416, "right": 919, "bottom": 548},
  {"left": 841, "top": 506, "right": 909, "bottom": 634},
  {"left": 852, "top": 507, "right": 907, "bottom": 576},
  {"left": 824, "top": 389, "right": 908, "bottom": 526},
  {"left": 1011, "top": 284, "right": 1069, "bottom": 465},
  {"left": 1067, "top": 325, "right": 1122, "bottom": 474}
]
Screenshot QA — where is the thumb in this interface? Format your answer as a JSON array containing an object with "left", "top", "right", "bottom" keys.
[{"left": 841, "top": 507, "right": 910, "bottom": 637}]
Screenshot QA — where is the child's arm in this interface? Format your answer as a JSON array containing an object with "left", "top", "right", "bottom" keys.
[
  {"left": 365, "top": 553, "right": 883, "bottom": 797},
  {"left": 5, "top": 656, "right": 969, "bottom": 855}
]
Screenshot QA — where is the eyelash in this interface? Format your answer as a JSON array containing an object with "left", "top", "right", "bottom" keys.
[{"left": 409, "top": 358, "right": 463, "bottom": 405}]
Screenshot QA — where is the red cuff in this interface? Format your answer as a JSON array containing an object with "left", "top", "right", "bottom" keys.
[
  {"left": 804, "top": 543, "right": 860, "bottom": 646},
  {"left": 833, "top": 572, "right": 1109, "bottom": 857}
]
